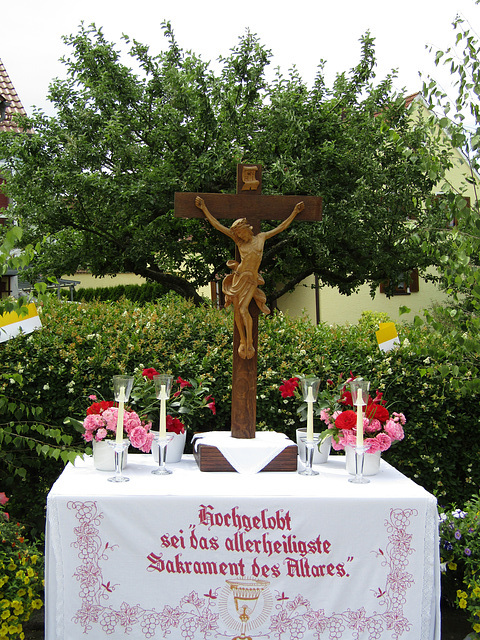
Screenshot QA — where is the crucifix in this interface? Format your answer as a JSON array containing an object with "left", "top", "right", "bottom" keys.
[{"left": 174, "top": 164, "right": 322, "bottom": 441}]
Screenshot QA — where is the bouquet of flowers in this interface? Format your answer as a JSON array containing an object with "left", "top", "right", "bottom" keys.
[
  {"left": 82, "top": 396, "right": 154, "bottom": 453},
  {"left": 130, "top": 367, "right": 216, "bottom": 434},
  {"left": 317, "top": 375, "right": 406, "bottom": 454}
]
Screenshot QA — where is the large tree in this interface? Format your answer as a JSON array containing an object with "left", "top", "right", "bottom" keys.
[
  {"left": 0, "top": 23, "right": 447, "bottom": 306},
  {"left": 420, "top": 1, "right": 480, "bottom": 393}
]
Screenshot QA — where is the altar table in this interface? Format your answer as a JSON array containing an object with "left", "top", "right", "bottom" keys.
[{"left": 45, "top": 454, "right": 440, "bottom": 640}]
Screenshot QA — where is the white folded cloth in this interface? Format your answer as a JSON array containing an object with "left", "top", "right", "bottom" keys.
[{"left": 192, "top": 430, "right": 293, "bottom": 474}]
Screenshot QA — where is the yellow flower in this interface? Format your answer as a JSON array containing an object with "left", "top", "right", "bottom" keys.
[
  {"left": 22, "top": 577, "right": 29, "bottom": 585},
  {"left": 473, "top": 587, "right": 480, "bottom": 598},
  {"left": 0, "top": 612, "right": 9, "bottom": 621},
  {"left": 16, "top": 590, "right": 25, "bottom": 598},
  {"left": 457, "top": 590, "right": 468, "bottom": 599},
  {"left": 459, "top": 598, "right": 467, "bottom": 609},
  {"left": 15, "top": 571, "right": 24, "bottom": 580},
  {"left": 31, "top": 600, "right": 42, "bottom": 610},
  {"left": 448, "top": 562, "right": 457, "bottom": 571},
  {"left": 473, "top": 623, "right": 480, "bottom": 632},
  {"left": 30, "top": 556, "right": 37, "bottom": 565}
]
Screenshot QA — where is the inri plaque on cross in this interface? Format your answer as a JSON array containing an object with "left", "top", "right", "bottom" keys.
[{"left": 174, "top": 164, "right": 322, "bottom": 440}]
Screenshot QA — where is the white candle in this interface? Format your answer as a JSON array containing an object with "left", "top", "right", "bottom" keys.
[
  {"left": 159, "top": 385, "right": 167, "bottom": 438},
  {"left": 306, "top": 387, "right": 314, "bottom": 441},
  {"left": 116, "top": 387, "right": 125, "bottom": 444},
  {"left": 356, "top": 388, "right": 363, "bottom": 447}
]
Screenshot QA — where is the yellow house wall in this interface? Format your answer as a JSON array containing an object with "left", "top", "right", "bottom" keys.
[{"left": 277, "top": 273, "right": 449, "bottom": 325}]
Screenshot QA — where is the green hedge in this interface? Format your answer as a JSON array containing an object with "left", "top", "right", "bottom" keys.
[
  {"left": 70, "top": 281, "right": 168, "bottom": 303},
  {"left": 1, "top": 295, "right": 478, "bottom": 534}
]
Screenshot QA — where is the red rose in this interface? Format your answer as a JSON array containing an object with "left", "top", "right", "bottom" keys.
[
  {"left": 279, "top": 377, "right": 300, "bottom": 399},
  {"left": 366, "top": 403, "right": 389, "bottom": 423},
  {"left": 142, "top": 367, "right": 159, "bottom": 380},
  {"left": 87, "top": 400, "right": 114, "bottom": 415},
  {"left": 335, "top": 410, "right": 357, "bottom": 431}
]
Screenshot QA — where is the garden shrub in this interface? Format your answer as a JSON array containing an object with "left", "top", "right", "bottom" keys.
[
  {"left": 439, "top": 494, "right": 480, "bottom": 637},
  {"left": 0, "top": 295, "right": 479, "bottom": 535},
  {"left": 0, "top": 494, "right": 44, "bottom": 639}
]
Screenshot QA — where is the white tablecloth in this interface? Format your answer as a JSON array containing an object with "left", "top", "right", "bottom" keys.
[{"left": 46, "top": 454, "right": 440, "bottom": 640}]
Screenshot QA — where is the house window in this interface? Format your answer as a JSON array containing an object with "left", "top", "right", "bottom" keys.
[
  {"left": 380, "top": 269, "right": 419, "bottom": 295},
  {"left": 1, "top": 275, "right": 11, "bottom": 298}
]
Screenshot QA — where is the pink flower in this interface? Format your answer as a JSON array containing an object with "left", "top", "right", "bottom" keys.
[
  {"left": 0, "top": 492, "right": 9, "bottom": 506},
  {"left": 375, "top": 432, "right": 393, "bottom": 452},
  {"left": 101, "top": 408, "right": 118, "bottom": 432},
  {"left": 365, "top": 418, "right": 382, "bottom": 433},
  {"left": 320, "top": 409, "right": 334, "bottom": 427},
  {"left": 83, "top": 414, "right": 104, "bottom": 432},
  {"left": 364, "top": 437, "right": 381, "bottom": 453},
  {"left": 95, "top": 428, "right": 108, "bottom": 441},
  {"left": 385, "top": 420, "right": 404, "bottom": 441},
  {"left": 393, "top": 412, "right": 406, "bottom": 425},
  {"left": 88, "top": 394, "right": 97, "bottom": 400},
  {"left": 124, "top": 411, "right": 141, "bottom": 434},
  {"left": 139, "top": 431, "right": 154, "bottom": 453},
  {"left": 129, "top": 425, "right": 150, "bottom": 449}
]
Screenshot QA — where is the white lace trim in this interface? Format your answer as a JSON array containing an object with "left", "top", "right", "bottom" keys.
[{"left": 421, "top": 494, "right": 441, "bottom": 639}]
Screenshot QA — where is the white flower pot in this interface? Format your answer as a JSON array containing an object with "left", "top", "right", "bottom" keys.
[
  {"left": 345, "top": 444, "right": 381, "bottom": 476},
  {"left": 92, "top": 439, "right": 128, "bottom": 471},
  {"left": 296, "top": 428, "right": 331, "bottom": 464},
  {"left": 152, "top": 431, "right": 186, "bottom": 463}
]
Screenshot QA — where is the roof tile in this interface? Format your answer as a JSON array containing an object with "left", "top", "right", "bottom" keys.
[{"left": 0, "top": 57, "right": 28, "bottom": 133}]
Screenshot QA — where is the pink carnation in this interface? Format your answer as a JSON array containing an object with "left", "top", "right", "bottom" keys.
[
  {"left": 385, "top": 420, "right": 404, "bottom": 442},
  {"left": 392, "top": 412, "right": 406, "bottom": 425},
  {"left": 364, "top": 437, "right": 381, "bottom": 454},
  {"left": 375, "top": 432, "right": 392, "bottom": 452},
  {"left": 343, "top": 431, "right": 357, "bottom": 448},
  {"left": 95, "top": 428, "right": 108, "bottom": 441},
  {"left": 138, "top": 431, "right": 154, "bottom": 453},
  {"left": 365, "top": 418, "right": 382, "bottom": 434}
]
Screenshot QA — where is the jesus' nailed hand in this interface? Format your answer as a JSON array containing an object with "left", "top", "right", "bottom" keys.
[{"left": 195, "top": 196, "right": 305, "bottom": 360}]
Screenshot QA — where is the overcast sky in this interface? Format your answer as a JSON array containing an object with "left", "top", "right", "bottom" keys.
[{"left": 2, "top": 0, "right": 479, "bottom": 116}]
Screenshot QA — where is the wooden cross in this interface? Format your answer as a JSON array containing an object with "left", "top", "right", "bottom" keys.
[{"left": 174, "top": 164, "right": 322, "bottom": 439}]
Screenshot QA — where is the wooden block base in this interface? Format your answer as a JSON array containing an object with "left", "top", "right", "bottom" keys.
[{"left": 193, "top": 440, "right": 298, "bottom": 472}]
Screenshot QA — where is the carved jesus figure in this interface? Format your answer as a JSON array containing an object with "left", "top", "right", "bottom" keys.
[{"left": 195, "top": 196, "right": 305, "bottom": 359}]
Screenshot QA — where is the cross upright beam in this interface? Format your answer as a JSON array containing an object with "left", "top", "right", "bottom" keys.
[{"left": 174, "top": 164, "right": 322, "bottom": 439}]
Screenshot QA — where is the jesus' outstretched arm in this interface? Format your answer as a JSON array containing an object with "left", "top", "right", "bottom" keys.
[
  {"left": 262, "top": 201, "right": 305, "bottom": 240},
  {"left": 195, "top": 196, "right": 234, "bottom": 239}
]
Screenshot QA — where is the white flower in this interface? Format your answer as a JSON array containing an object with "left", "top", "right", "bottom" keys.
[
  {"left": 43, "top": 384, "right": 50, "bottom": 391},
  {"left": 452, "top": 509, "right": 467, "bottom": 519}
]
